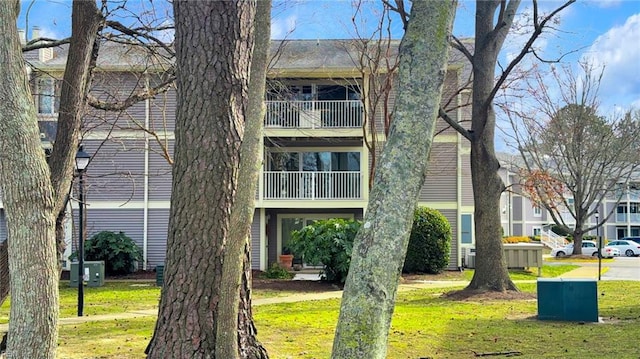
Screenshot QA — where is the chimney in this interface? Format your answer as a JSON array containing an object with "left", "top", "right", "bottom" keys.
[
  {"left": 32, "top": 26, "right": 53, "bottom": 62},
  {"left": 18, "top": 29, "right": 26, "bottom": 45}
]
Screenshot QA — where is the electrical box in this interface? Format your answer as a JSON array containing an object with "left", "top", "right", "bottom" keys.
[
  {"left": 537, "top": 278, "right": 598, "bottom": 322},
  {"left": 69, "top": 261, "right": 105, "bottom": 287}
]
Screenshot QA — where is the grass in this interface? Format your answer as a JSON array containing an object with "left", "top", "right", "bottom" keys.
[
  {"left": 47, "top": 280, "right": 640, "bottom": 358},
  {"left": 461, "top": 264, "right": 579, "bottom": 281},
  {"left": 3, "top": 265, "right": 634, "bottom": 358}
]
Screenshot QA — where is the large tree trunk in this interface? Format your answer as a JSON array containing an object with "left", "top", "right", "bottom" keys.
[
  {"left": 220, "top": 0, "right": 270, "bottom": 358},
  {"left": 465, "top": 0, "right": 520, "bottom": 292},
  {"left": 0, "top": 0, "right": 103, "bottom": 309},
  {"left": 0, "top": 1, "right": 59, "bottom": 357},
  {"left": 50, "top": 0, "right": 103, "bottom": 263},
  {"left": 331, "top": 1, "right": 456, "bottom": 358},
  {"left": 146, "top": 1, "right": 256, "bottom": 357}
]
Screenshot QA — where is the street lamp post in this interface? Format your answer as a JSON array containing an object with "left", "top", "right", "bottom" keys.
[
  {"left": 76, "top": 146, "right": 90, "bottom": 317},
  {"left": 596, "top": 210, "right": 601, "bottom": 281}
]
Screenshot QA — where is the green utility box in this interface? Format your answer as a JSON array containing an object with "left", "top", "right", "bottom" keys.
[
  {"left": 70, "top": 261, "right": 105, "bottom": 287},
  {"left": 537, "top": 278, "right": 598, "bottom": 322},
  {"left": 156, "top": 264, "right": 165, "bottom": 287}
]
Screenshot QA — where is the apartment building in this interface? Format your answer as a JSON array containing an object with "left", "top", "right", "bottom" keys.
[{"left": 1, "top": 39, "right": 476, "bottom": 270}]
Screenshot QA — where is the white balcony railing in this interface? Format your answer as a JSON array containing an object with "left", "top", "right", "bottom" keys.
[
  {"left": 263, "top": 171, "right": 361, "bottom": 200},
  {"left": 616, "top": 213, "right": 640, "bottom": 223},
  {"left": 265, "top": 100, "right": 363, "bottom": 129}
]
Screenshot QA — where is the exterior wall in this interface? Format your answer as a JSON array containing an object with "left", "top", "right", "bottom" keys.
[
  {"left": 435, "top": 208, "right": 459, "bottom": 269},
  {"left": 250, "top": 210, "right": 261, "bottom": 270},
  {"left": 147, "top": 208, "right": 170, "bottom": 268},
  {"left": 420, "top": 142, "right": 458, "bottom": 202},
  {"left": 0, "top": 210, "right": 6, "bottom": 243}
]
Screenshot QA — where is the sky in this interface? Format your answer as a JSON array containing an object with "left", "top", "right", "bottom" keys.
[{"left": 17, "top": 0, "right": 640, "bottom": 113}]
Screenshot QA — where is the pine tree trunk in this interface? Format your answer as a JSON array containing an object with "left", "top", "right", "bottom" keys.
[
  {"left": 0, "top": 1, "right": 59, "bottom": 357},
  {"left": 220, "top": 0, "right": 270, "bottom": 357},
  {"left": 331, "top": 1, "right": 457, "bottom": 358},
  {"left": 146, "top": 1, "right": 256, "bottom": 357}
]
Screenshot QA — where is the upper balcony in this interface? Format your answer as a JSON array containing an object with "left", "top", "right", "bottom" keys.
[{"left": 265, "top": 100, "right": 363, "bottom": 130}]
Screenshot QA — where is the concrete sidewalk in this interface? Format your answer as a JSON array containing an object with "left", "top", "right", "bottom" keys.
[{"left": 557, "top": 265, "right": 604, "bottom": 279}]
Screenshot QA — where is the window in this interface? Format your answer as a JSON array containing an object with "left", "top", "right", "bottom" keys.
[
  {"left": 269, "top": 151, "right": 360, "bottom": 172},
  {"left": 36, "top": 77, "right": 60, "bottom": 114},
  {"left": 461, "top": 214, "right": 472, "bottom": 244},
  {"left": 533, "top": 206, "right": 542, "bottom": 217},
  {"left": 533, "top": 227, "right": 541, "bottom": 236}
]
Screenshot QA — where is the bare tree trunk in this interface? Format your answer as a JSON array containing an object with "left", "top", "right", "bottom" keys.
[
  {"left": 49, "top": 0, "right": 103, "bottom": 261},
  {"left": 146, "top": 1, "right": 256, "bottom": 357},
  {"left": 0, "top": 0, "right": 103, "bottom": 309},
  {"left": 465, "top": 0, "right": 520, "bottom": 292},
  {"left": 0, "top": 1, "right": 59, "bottom": 356},
  {"left": 331, "top": 1, "right": 456, "bottom": 358}
]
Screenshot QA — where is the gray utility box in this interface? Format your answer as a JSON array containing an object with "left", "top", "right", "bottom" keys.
[
  {"left": 537, "top": 278, "right": 598, "bottom": 322},
  {"left": 69, "top": 261, "right": 105, "bottom": 287}
]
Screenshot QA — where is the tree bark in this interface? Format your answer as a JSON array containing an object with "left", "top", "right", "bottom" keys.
[
  {"left": 146, "top": 1, "right": 256, "bottom": 357},
  {"left": 331, "top": 1, "right": 456, "bottom": 358},
  {"left": 0, "top": 0, "right": 103, "bottom": 310},
  {"left": 220, "top": 0, "right": 270, "bottom": 358},
  {"left": 465, "top": 0, "right": 521, "bottom": 292},
  {"left": 49, "top": 0, "right": 103, "bottom": 268},
  {"left": 0, "top": 1, "right": 59, "bottom": 357}
]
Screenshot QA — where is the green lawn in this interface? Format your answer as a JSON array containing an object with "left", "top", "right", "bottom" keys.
[{"left": 4, "top": 266, "right": 637, "bottom": 358}]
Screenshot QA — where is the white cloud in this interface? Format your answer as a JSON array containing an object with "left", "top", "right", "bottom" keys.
[
  {"left": 271, "top": 15, "right": 297, "bottom": 39},
  {"left": 593, "top": 0, "right": 623, "bottom": 9},
  {"left": 582, "top": 13, "right": 640, "bottom": 109}
]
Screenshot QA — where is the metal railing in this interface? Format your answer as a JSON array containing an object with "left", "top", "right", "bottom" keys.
[
  {"left": 540, "top": 227, "right": 567, "bottom": 249},
  {"left": 263, "top": 171, "right": 361, "bottom": 200},
  {"left": 265, "top": 100, "right": 363, "bottom": 129}
]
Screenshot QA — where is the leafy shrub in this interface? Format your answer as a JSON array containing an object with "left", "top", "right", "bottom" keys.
[
  {"left": 263, "top": 263, "right": 295, "bottom": 279},
  {"left": 288, "top": 218, "right": 361, "bottom": 284},
  {"left": 403, "top": 207, "right": 451, "bottom": 274},
  {"left": 84, "top": 231, "right": 142, "bottom": 275}
]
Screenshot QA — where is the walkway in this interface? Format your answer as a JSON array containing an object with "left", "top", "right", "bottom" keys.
[{"left": 0, "top": 265, "right": 604, "bottom": 331}]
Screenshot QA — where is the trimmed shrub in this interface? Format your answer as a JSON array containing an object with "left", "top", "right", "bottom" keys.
[
  {"left": 84, "top": 231, "right": 142, "bottom": 275},
  {"left": 288, "top": 218, "right": 361, "bottom": 284},
  {"left": 263, "top": 263, "right": 294, "bottom": 279},
  {"left": 403, "top": 207, "right": 451, "bottom": 274},
  {"left": 503, "top": 236, "right": 532, "bottom": 243}
]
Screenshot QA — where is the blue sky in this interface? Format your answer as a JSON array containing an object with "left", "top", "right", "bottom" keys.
[{"left": 17, "top": 0, "right": 639, "bottom": 111}]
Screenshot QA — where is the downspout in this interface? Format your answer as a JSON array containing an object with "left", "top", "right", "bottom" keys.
[{"left": 143, "top": 75, "right": 150, "bottom": 270}]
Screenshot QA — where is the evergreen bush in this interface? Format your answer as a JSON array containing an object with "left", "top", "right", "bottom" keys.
[
  {"left": 83, "top": 231, "right": 142, "bottom": 275},
  {"left": 402, "top": 207, "right": 451, "bottom": 274}
]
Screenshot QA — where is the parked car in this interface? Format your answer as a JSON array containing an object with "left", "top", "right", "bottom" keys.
[
  {"left": 599, "top": 246, "right": 620, "bottom": 258},
  {"left": 551, "top": 240, "right": 599, "bottom": 257},
  {"left": 604, "top": 239, "right": 640, "bottom": 257},
  {"left": 621, "top": 237, "right": 640, "bottom": 246}
]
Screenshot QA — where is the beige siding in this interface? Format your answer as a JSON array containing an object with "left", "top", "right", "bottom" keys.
[
  {"left": 437, "top": 209, "right": 459, "bottom": 269},
  {"left": 435, "top": 70, "right": 460, "bottom": 136},
  {"left": 420, "top": 143, "right": 458, "bottom": 202},
  {"left": 461, "top": 153, "right": 473, "bottom": 206}
]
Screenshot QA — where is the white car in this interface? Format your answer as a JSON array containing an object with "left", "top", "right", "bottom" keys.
[
  {"left": 599, "top": 246, "right": 620, "bottom": 258},
  {"left": 551, "top": 240, "right": 599, "bottom": 257},
  {"left": 604, "top": 240, "right": 640, "bottom": 257}
]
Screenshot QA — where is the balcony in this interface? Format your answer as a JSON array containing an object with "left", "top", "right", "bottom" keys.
[
  {"left": 263, "top": 171, "right": 361, "bottom": 200},
  {"left": 265, "top": 100, "right": 363, "bottom": 129},
  {"left": 615, "top": 213, "right": 640, "bottom": 223}
]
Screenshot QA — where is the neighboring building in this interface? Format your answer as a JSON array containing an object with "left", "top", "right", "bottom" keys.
[
  {"left": 498, "top": 153, "right": 640, "bottom": 244},
  {"left": 1, "top": 38, "right": 478, "bottom": 270}
]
